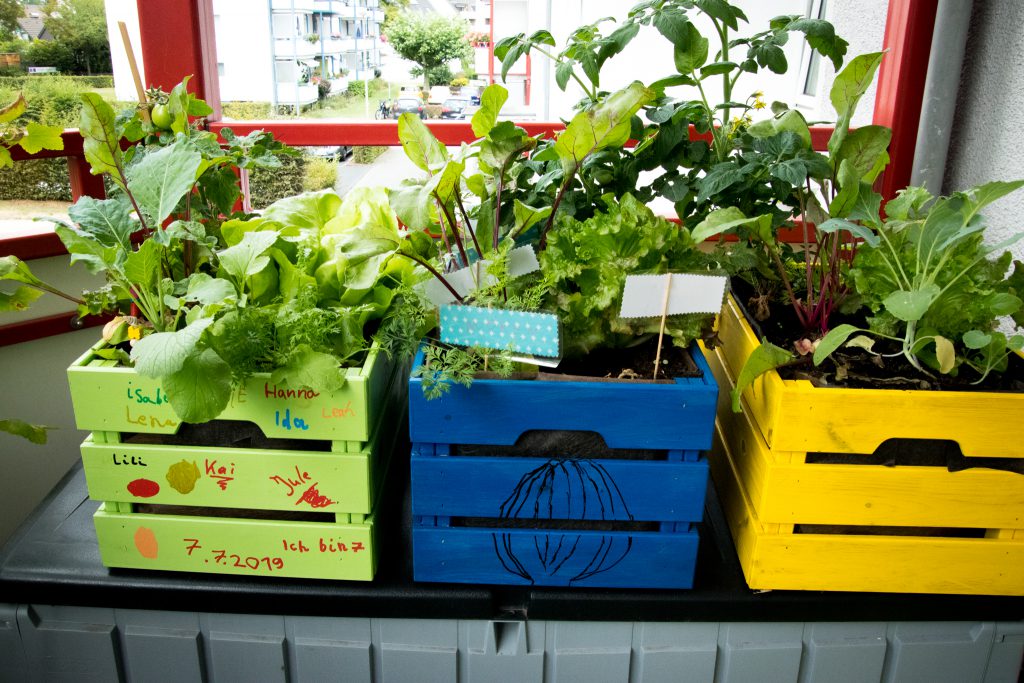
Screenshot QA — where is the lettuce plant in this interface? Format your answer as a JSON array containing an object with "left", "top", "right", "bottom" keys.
[
  {"left": 814, "top": 182, "right": 1024, "bottom": 381},
  {"left": 1, "top": 80, "right": 427, "bottom": 423}
]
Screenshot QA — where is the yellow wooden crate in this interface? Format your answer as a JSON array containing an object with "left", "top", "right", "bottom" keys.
[
  {"left": 710, "top": 416, "right": 1024, "bottom": 595},
  {"left": 702, "top": 333, "right": 1024, "bottom": 595},
  {"left": 716, "top": 295, "right": 1024, "bottom": 458}
]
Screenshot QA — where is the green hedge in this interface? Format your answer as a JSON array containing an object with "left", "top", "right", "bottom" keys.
[
  {"left": 221, "top": 101, "right": 273, "bottom": 121},
  {"left": 0, "top": 158, "right": 72, "bottom": 201},
  {"left": 302, "top": 157, "right": 337, "bottom": 192},
  {"left": 352, "top": 146, "right": 388, "bottom": 164},
  {"left": 249, "top": 154, "right": 307, "bottom": 209},
  {"left": 0, "top": 74, "right": 113, "bottom": 89},
  {"left": 0, "top": 154, "right": 312, "bottom": 207},
  {"left": 0, "top": 75, "right": 116, "bottom": 127}
]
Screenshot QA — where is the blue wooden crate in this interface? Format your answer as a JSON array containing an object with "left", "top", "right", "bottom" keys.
[
  {"left": 408, "top": 345, "right": 718, "bottom": 450},
  {"left": 407, "top": 343, "right": 717, "bottom": 589},
  {"left": 411, "top": 443, "right": 708, "bottom": 588}
]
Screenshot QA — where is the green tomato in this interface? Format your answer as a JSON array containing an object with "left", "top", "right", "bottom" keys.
[{"left": 151, "top": 103, "right": 172, "bottom": 130}]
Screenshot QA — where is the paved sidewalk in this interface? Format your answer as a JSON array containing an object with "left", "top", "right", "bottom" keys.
[{"left": 335, "top": 147, "right": 415, "bottom": 196}]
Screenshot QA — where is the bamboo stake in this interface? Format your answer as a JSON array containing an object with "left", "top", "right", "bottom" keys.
[
  {"left": 118, "top": 21, "right": 150, "bottom": 124},
  {"left": 653, "top": 273, "right": 673, "bottom": 380}
]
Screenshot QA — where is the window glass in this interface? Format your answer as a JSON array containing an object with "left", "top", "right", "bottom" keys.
[{"left": 0, "top": 0, "right": 120, "bottom": 239}]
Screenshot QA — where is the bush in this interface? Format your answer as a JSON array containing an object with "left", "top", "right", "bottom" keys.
[
  {"left": 0, "top": 158, "right": 72, "bottom": 201},
  {"left": 316, "top": 79, "right": 331, "bottom": 100},
  {"left": 450, "top": 76, "right": 469, "bottom": 88},
  {"left": 352, "top": 146, "right": 388, "bottom": 164},
  {"left": 221, "top": 101, "right": 272, "bottom": 120},
  {"left": 0, "top": 75, "right": 112, "bottom": 88},
  {"left": 302, "top": 156, "right": 337, "bottom": 192},
  {"left": 347, "top": 79, "right": 372, "bottom": 97},
  {"left": 411, "top": 65, "right": 453, "bottom": 87},
  {"left": 248, "top": 154, "right": 306, "bottom": 209},
  {"left": 422, "top": 103, "right": 442, "bottom": 119},
  {"left": 0, "top": 75, "right": 116, "bottom": 128},
  {"left": 22, "top": 39, "right": 76, "bottom": 74}
]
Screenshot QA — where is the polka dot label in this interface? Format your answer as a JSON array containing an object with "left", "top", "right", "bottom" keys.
[{"left": 439, "top": 305, "right": 561, "bottom": 358}]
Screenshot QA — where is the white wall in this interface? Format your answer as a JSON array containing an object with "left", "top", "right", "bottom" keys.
[
  {"left": 943, "top": 0, "right": 1024, "bottom": 265},
  {"left": 0, "top": 327, "right": 98, "bottom": 545},
  {"left": 214, "top": 0, "right": 275, "bottom": 102},
  {"left": 816, "top": 0, "right": 888, "bottom": 127},
  {"left": 105, "top": 0, "right": 143, "bottom": 103}
]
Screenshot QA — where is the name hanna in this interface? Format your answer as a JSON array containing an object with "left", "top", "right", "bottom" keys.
[{"left": 264, "top": 383, "right": 320, "bottom": 400}]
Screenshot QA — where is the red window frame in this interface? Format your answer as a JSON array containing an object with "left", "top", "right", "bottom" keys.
[{"left": 0, "top": 0, "right": 937, "bottom": 346}]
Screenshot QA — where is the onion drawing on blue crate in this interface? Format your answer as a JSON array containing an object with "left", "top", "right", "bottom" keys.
[{"left": 493, "top": 457, "right": 634, "bottom": 586}]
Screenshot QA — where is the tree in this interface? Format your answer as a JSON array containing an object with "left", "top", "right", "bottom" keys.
[
  {"left": 0, "top": 0, "right": 20, "bottom": 39},
  {"left": 384, "top": 12, "right": 470, "bottom": 91},
  {"left": 41, "top": 0, "right": 110, "bottom": 75}
]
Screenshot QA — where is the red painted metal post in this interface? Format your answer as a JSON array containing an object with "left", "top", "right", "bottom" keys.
[
  {"left": 488, "top": 0, "right": 495, "bottom": 85},
  {"left": 136, "top": 0, "right": 221, "bottom": 117},
  {"left": 68, "top": 155, "right": 105, "bottom": 201},
  {"left": 873, "top": 0, "right": 938, "bottom": 201},
  {"left": 525, "top": 53, "right": 531, "bottom": 106}
]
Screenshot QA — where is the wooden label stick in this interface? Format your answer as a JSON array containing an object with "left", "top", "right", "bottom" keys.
[
  {"left": 118, "top": 21, "right": 150, "bottom": 124},
  {"left": 653, "top": 273, "right": 673, "bottom": 380}
]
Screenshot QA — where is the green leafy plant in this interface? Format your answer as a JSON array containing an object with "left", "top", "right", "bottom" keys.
[
  {"left": 0, "top": 418, "right": 50, "bottom": 444},
  {"left": 813, "top": 181, "right": 1024, "bottom": 382},
  {"left": 1, "top": 79, "right": 424, "bottom": 423},
  {"left": 392, "top": 76, "right": 726, "bottom": 394},
  {"left": 705, "top": 50, "right": 888, "bottom": 336},
  {"left": 496, "top": 1, "right": 847, "bottom": 227},
  {"left": 0, "top": 92, "right": 64, "bottom": 168},
  {"left": 384, "top": 12, "right": 471, "bottom": 91}
]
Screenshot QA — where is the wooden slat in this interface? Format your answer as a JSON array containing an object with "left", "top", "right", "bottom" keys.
[
  {"left": 410, "top": 452, "right": 708, "bottom": 522},
  {"left": 408, "top": 345, "right": 718, "bottom": 450},
  {"left": 412, "top": 524, "right": 699, "bottom": 588},
  {"left": 715, "top": 295, "right": 1024, "bottom": 458},
  {"left": 94, "top": 504, "right": 377, "bottom": 580}
]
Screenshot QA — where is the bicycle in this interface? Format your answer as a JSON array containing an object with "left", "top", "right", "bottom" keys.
[{"left": 375, "top": 100, "right": 392, "bottom": 120}]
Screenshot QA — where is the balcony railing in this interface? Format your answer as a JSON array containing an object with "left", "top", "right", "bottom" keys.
[
  {"left": 271, "top": 0, "right": 317, "bottom": 12},
  {"left": 275, "top": 82, "right": 319, "bottom": 106},
  {"left": 274, "top": 36, "right": 320, "bottom": 59}
]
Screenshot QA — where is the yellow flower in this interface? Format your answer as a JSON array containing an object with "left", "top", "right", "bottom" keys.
[
  {"left": 753, "top": 90, "right": 764, "bottom": 98},
  {"left": 753, "top": 97, "right": 766, "bottom": 110}
]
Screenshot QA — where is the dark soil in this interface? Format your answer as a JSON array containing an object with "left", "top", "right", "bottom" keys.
[
  {"left": 732, "top": 280, "right": 1024, "bottom": 393},
  {"left": 548, "top": 338, "right": 701, "bottom": 382}
]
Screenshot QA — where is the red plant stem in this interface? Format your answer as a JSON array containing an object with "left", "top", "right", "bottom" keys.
[
  {"left": 493, "top": 144, "right": 531, "bottom": 251},
  {"left": 538, "top": 174, "right": 574, "bottom": 251},
  {"left": 435, "top": 195, "right": 469, "bottom": 268},
  {"left": 398, "top": 252, "right": 464, "bottom": 303},
  {"left": 770, "top": 248, "right": 809, "bottom": 329},
  {"left": 455, "top": 190, "right": 484, "bottom": 258}
]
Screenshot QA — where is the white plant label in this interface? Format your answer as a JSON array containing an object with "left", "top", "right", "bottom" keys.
[
  {"left": 419, "top": 245, "right": 541, "bottom": 306},
  {"left": 619, "top": 273, "right": 728, "bottom": 318}
]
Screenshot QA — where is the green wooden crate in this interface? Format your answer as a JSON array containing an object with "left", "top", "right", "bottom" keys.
[
  {"left": 93, "top": 503, "right": 379, "bottom": 580},
  {"left": 67, "top": 339, "right": 396, "bottom": 443},
  {"left": 80, "top": 401, "right": 404, "bottom": 516}
]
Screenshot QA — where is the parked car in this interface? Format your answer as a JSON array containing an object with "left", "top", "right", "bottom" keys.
[
  {"left": 307, "top": 145, "right": 353, "bottom": 160},
  {"left": 394, "top": 97, "right": 425, "bottom": 119},
  {"left": 461, "top": 85, "right": 483, "bottom": 105},
  {"left": 440, "top": 97, "right": 470, "bottom": 119}
]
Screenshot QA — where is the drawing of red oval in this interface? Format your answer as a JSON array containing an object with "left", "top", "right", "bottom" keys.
[{"left": 127, "top": 478, "right": 160, "bottom": 498}]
